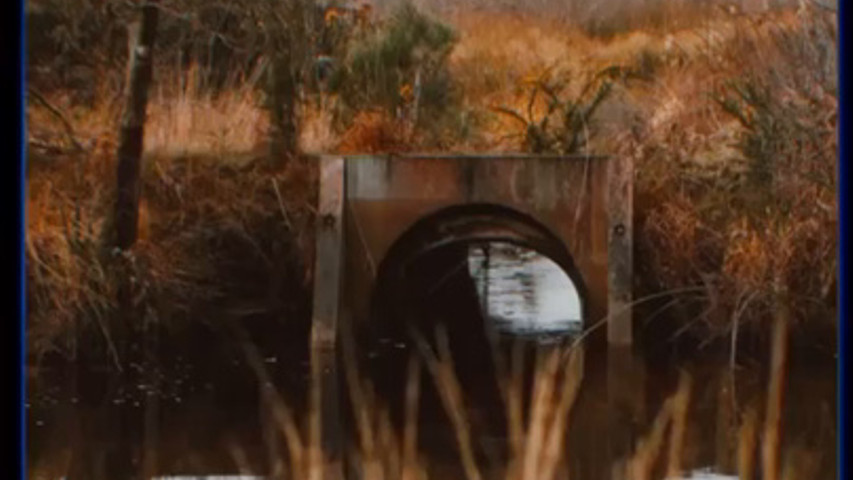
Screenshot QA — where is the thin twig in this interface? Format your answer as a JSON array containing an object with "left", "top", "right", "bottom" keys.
[
  {"left": 271, "top": 177, "right": 294, "bottom": 231},
  {"left": 26, "top": 87, "right": 86, "bottom": 153},
  {"left": 570, "top": 286, "right": 709, "bottom": 348},
  {"left": 348, "top": 201, "right": 378, "bottom": 277}
]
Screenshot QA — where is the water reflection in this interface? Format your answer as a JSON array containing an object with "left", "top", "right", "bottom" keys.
[
  {"left": 27, "top": 350, "right": 835, "bottom": 480},
  {"left": 43, "top": 469, "right": 743, "bottom": 479},
  {"left": 684, "top": 470, "right": 738, "bottom": 479},
  {"left": 467, "top": 242, "right": 582, "bottom": 338},
  {"left": 26, "top": 240, "right": 836, "bottom": 479},
  {"left": 153, "top": 477, "right": 265, "bottom": 480}
]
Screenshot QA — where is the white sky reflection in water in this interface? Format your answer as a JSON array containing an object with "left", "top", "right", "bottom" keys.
[
  {"left": 682, "top": 470, "right": 739, "bottom": 479},
  {"left": 467, "top": 242, "right": 582, "bottom": 337}
]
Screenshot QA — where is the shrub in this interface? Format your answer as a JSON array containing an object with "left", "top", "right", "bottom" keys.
[
  {"left": 636, "top": 6, "right": 837, "bottom": 338},
  {"left": 711, "top": 11, "right": 837, "bottom": 323},
  {"left": 327, "top": 2, "right": 458, "bottom": 129},
  {"left": 492, "top": 66, "right": 637, "bottom": 154}
]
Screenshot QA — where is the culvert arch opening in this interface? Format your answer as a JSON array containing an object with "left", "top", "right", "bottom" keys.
[
  {"left": 356, "top": 204, "right": 590, "bottom": 433},
  {"left": 369, "top": 203, "right": 589, "bottom": 340}
]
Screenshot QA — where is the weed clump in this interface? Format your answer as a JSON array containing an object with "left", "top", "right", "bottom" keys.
[
  {"left": 327, "top": 3, "right": 458, "bottom": 132},
  {"left": 492, "top": 66, "right": 636, "bottom": 154},
  {"left": 635, "top": 5, "right": 837, "bottom": 341}
]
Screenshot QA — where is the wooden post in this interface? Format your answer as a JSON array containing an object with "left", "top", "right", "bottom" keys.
[
  {"left": 607, "top": 155, "right": 634, "bottom": 345},
  {"left": 311, "top": 156, "right": 345, "bottom": 480},
  {"left": 112, "top": 0, "right": 159, "bottom": 369},
  {"left": 264, "top": 0, "right": 306, "bottom": 167},
  {"left": 114, "top": 1, "right": 159, "bottom": 251},
  {"left": 267, "top": 49, "right": 298, "bottom": 164},
  {"left": 100, "top": 6, "right": 160, "bottom": 477}
]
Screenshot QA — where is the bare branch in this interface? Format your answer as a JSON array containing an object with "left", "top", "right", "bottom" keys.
[{"left": 26, "top": 87, "right": 86, "bottom": 153}]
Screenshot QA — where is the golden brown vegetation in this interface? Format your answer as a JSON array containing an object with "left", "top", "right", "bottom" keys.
[
  {"left": 26, "top": 68, "right": 318, "bottom": 361},
  {"left": 25, "top": 1, "right": 836, "bottom": 361}
]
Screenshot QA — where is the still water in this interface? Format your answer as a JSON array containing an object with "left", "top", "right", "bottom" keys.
[
  {"left": 26, "top": 243, "right": 836, "bottom": 479},
  {"left": 467, "top": 242, "right": 582, "bottom": 338}
]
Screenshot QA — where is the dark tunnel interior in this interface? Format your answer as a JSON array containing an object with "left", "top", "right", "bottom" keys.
[{"left": 345, "top": 205, "right": 592, "bottom": 452}]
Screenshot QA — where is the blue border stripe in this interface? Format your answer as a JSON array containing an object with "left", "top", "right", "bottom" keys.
[{"left": 20, "top": 0, "right": 27, "bottom": 478}]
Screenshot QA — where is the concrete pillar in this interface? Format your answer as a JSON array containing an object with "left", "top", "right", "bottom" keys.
[
  {"left": 311, "top": 156, "right": 346, "bottom": 480},
  {"left": 607, "top": 347, "right": 646, "bottom": 480},
  {"left": 607, "top": 155, "right": 634, "bottom": 345}
]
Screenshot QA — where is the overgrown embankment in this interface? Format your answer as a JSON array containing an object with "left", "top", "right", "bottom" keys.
[
  {"left": 442, "top": 4, "right": 837, "bottom": 350},
  {"left": 25, "top": 1, "right": 836, "bottom": 363}
]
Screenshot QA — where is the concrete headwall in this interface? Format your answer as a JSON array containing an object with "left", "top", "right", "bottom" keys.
[{"left": 339, "top": 154, "right": 612, "bottom": 332}]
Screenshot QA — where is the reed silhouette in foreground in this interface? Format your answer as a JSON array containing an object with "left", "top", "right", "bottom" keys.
[{"left": 229, "top": 308, "right": 802, "bottom": 480}]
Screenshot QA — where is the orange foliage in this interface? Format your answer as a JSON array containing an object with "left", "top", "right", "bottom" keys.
[{"left": 336, "top": 111, "right": 412, "bottom": 154}]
